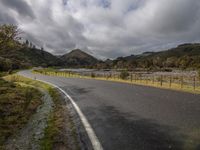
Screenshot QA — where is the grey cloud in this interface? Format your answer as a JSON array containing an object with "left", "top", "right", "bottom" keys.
[
  {"left": 1, "top": 0, "right": 35, "bottom": 19},
  {"left": 150, "top": 0, "right": 200, "bottom": 34},
  {"left": 0, "top": 0, "right": 200, "bottom": 59},
  {"left": 0, "top": 12, "right": 16, "bottom": 24}
]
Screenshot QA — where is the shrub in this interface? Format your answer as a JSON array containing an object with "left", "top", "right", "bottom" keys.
[
  {"left": 91, "top": 72, "right": 96, "bottom": 78},
  {"left": 0, "top": 57, "right": 12, "bottom": 72},
  {"left": 120, "top": 70, "right": 129, "bottom": 80}
]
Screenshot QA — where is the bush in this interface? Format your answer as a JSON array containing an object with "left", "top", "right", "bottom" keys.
[
  {"left": 120, "top": 70, "right": 129, "bottom": 80},
  {"left": 0, "top": 57, "right": 12, "bottom": 71},
  {"left": 91, "top": 72, "right": 96, "bottom": 78}
]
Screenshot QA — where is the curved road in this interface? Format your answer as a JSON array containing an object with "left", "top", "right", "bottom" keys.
[{"left": 19, "top": 70, "right": 200, "bottom": 150}]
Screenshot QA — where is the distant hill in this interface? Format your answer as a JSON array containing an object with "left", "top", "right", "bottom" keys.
[
  {"left": 96, "top": 43, "right": 200, "bottom": 70},
  {"left": 60, "top": 49, "right": 99, "bottom": 67},
  {"left": 0, "top": 47, "right": 100, "bottom": 71},
  {"left": 0, "top": 47, "right": 62, "bottom": 71},
  {"left": 1, "top": 39, "right": 200, "bottom": 71},
  {"left": 18, "top": 48, "right": 62, "bottom": 67},
  {"left": 0, "top": 24, "right": 100, "bottom": 71}
]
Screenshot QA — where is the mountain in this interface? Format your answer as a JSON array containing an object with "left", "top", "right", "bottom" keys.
[
  {"left": 60, "top": 49, "right": 99, "bottom": 67},
  {"left": 97, "top": 43, "right": 200, "bottom": 70}
]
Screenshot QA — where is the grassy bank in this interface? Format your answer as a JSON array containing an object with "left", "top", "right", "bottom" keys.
[
  {"left": 0, "top": 77, "right": 43, "bottom": 149},
  {"left": 3, "top": 74, "right": 80, "bottom": 150}
]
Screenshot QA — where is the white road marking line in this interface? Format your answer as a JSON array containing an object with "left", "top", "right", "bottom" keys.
[{"left": 21, "top": 74, "right": 103, "bottom": 150}]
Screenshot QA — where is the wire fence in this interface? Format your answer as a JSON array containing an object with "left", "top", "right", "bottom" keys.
[{"left": 34, "top": 69, "right": 200, "bottom": 93}]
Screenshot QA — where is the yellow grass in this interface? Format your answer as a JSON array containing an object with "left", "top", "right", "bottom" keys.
[{"left": 33, "top": 70, "right": 200, "bottom": 95}]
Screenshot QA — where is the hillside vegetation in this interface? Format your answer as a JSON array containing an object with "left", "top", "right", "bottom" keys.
[
  {"left": 97, "top": 43, "right": 200, "bottom": 70},
  {"left": 0, "top": 24, "right": 62, "bottom": 72}
]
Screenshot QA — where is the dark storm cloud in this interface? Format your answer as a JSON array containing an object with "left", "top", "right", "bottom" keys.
[{"left": 1, "top": 0, "right": 35, "bottom": 19}]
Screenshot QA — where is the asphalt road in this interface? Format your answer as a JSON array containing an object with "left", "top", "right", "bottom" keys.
[{"left": 19, "top": 70, "right": 200, "bottom": 150}]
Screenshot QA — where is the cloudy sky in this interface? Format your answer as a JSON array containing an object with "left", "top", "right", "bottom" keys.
[{"left": 0, "top": 0, "right": 200, "bottom": 59}]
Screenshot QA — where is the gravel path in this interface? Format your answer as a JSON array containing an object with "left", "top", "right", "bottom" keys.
[{"left": 5, "top": 88, "right": 53, "bottom": 150}]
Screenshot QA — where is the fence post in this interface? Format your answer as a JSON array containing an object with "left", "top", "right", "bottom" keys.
[
  {"left": 169, "top": 75, "right": 172, "bottom": 87},
  {"left": 160, "top": 75, "right": 163, "bottom": 86},
  {"left": 134, "top": 74, "right": 136, "bottom": 82},
  {"left": 131, "top": 74, "right": 133, "bottom": 82},
  {"left": 193, "top": 76, "right": 196, "bottom": 90},
  {"left": 152, "top": 76, "right": 154, "bottom": 84},
  {"left": 139, "top": 74, "right": 141, "bottom": 83},
  {"left": 146, "top": 76, "right": 148, "bottom": 84},
  {"left": 181, "top": 76, "right": 183, "bottom": 89}
]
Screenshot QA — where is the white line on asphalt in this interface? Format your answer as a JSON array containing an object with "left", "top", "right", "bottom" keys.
[{"left": 29, "top": 77, "right": 103, "bottom": 150}]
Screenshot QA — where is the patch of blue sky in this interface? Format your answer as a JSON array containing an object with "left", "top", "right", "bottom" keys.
[
  {"left": 124, "top": 1, "right": 144, "bottom": 14},
  {"left": 99, "top": 0, "right": 111, "bottom": 9},
  {"left": 62, "top": 0, "right": 68, "bottom": 6}
]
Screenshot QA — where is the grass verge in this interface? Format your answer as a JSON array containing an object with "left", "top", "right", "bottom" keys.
[
  {"left": 40, "top": 88, "right": 66, "bottom": 150},
  {"left": 0, "top": 76, "right": 43, "bottom": 149},
  {"left": 40, "top": 87, "right": 80, "bottom": 150},
  {"left": 3, "top": 74, "right": 80, "bottom": 149}
]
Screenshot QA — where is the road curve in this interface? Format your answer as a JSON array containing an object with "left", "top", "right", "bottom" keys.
[{"left": 19, "top": 70, "right": 200, "bottom": 150}]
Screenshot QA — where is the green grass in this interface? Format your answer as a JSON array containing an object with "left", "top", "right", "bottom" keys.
[{"left": 0, "top": 77, "right": 43, "bottom": 149}]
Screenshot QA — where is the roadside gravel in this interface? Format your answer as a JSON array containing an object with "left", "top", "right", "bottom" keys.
[{"left": 5, "top": 88, "right": 53, "bottom": 150}]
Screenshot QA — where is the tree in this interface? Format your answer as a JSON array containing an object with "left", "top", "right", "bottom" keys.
[
  {"left": 30, "top": 42, "right": 33, "bottom": 48},
  {"left": 153, "top": 57, "right": 163, "bottom": 68},
  {"left": 0, "top": 24, "right": 21, "bottom": 50},
  {"left": 41, "top": 47, "right": 44, "bottom": 57},
  {"left": 25, "top": 40, "right": 29, "bottom": 47},
  {"left": 164, "top": 57, "right": 177, "bottom": 68}
]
